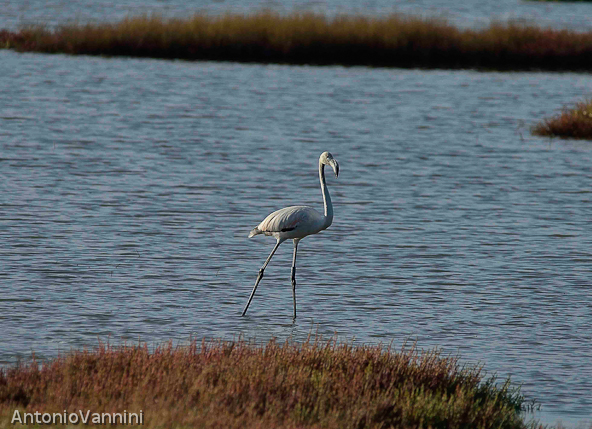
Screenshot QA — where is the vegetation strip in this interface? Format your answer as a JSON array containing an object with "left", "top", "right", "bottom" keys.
[
  {"left": 2, "top": 12, "right": 592, "bottom": 71},
  {"left": 532, "top": 99, "right": 592, "bottom": 139},
  {"left": 0, "top": 337, "right": 536, "bottom": 428}
]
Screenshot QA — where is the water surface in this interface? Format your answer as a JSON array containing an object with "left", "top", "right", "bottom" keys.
[{"left": 1, "top": 50, "right": 592, "bottom": 426}]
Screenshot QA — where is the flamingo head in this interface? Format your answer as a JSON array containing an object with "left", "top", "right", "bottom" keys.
[{"left": 320, "top": 151, "right": 339, "bottom": 178}]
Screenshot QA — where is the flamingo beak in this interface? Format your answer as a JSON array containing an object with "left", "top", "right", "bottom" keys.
[{"left": 331, "top": 160, "right": 339, "bottom": 178}]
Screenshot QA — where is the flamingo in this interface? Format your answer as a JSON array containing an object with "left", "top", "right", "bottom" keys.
[{"left": 241, "top": 151, "right": 340, "bottom": 319}]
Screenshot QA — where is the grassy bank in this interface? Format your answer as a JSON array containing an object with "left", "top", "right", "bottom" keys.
[
  {"left": 0, "top": 337, "right": 536, "bottom": 429},
  {"left": 2, "top": 12, "right": 592, "bottom": 71},
  {"left": 532, "top": 99, "right": 592, "bottom": 139}
]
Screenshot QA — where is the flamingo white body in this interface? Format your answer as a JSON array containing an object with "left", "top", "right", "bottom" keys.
[
  {"left": 242, "top": 151, "right": 339, "bottom": 319},
  {"left": 248, "top": 206, "right": 329, "bottom": 241}
]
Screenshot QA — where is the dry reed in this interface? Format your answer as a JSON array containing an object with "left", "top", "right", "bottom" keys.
[
  {"left": 1, "top": 12, "right": 592, "bottom": 71},
  {"left": 0, "top": 337, "right": 537, "bottom": 429},
  {"left": 532, "top": 99, "right": 592, "bottom": 139}
]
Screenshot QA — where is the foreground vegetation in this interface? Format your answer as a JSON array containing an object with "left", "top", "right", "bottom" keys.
[
  {"left": 2, "top": 12, "right": 592, "bottom": 71},
  {"left": 0, "top": 337, "right": 537, "bottom": 428},
  {"left": 532, "top": 99, "right": 592, "bottom": 139}
]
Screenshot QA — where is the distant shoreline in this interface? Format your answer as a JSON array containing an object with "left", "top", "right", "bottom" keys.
[{"left": 1, "top": 12, "right": 592, "bottom": 72}]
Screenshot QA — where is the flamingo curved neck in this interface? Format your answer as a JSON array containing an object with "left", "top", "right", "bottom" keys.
[{"left": 319, "top": 161, "right": 333, "bottom": 228}]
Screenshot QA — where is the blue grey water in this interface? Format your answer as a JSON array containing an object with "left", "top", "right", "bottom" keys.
[{"left": 1, "top": 0, "right": 592, "bottom": 427}]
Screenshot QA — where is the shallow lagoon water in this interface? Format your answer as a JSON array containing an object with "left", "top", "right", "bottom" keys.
[{"left": 1, "top": 41, "right": 592, "bottom": 428}]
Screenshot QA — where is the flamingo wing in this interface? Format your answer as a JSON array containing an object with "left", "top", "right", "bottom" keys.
[{"left": 249, "top": 206, "right": 324, "bottom": 238}]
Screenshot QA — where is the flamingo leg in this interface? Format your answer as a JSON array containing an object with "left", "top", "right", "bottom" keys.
[
  {"left": 242, "top": 239, "right": 282, "bottom": 316},
  {"left": 291, "top": 239, "right": 299, "bottom": 320}
]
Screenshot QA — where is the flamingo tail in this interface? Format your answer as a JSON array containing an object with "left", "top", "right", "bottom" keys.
[{"left": 248, "top": 227, "right": 261, "bottom": 238}]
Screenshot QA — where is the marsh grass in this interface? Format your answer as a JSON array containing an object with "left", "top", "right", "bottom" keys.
[
  {"left": 532, "top": 99, "right": 592, "bottom": 139},
  {"left": 2, "top": 12, "right": 592, "bottom": 71},
  {"left": 0, "top": 337, "right": 537, "bottom": 429}
]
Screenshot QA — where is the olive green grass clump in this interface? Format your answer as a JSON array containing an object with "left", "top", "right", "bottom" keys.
[
  {"left": 2, "top": 12, "right": 592, "bottom": 71},
  {"left": 0, "top": 337, "right": 539, "bottom": 429},
  {"left": 532, "top": 99, "right": 592, "bottom": 140}
]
